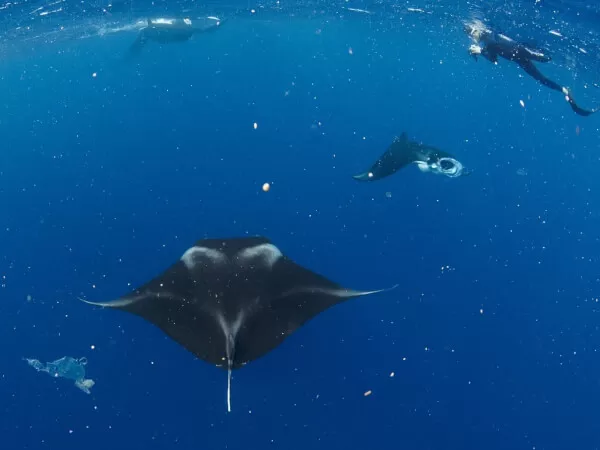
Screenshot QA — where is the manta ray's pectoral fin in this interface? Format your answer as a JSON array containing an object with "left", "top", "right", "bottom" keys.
[
  {"left": 353, "top": 132, "right": 416, "bottom": 182},
  {"left": 392, "top": 132, "right": 409, "bottom": 144},
  {"left": 232, "top": 254, "right": 400, "bottom": 367}
]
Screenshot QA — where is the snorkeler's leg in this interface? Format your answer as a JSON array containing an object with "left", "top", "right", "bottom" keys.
[
  {"left": 519, "top": 60, "right": 563, "bottom": 92},
  {"left": 519, "top": 60, "right": 597, "bottom": 116},
  {"left": 481, "top": 47, "right": 498, "bottom": 64}
]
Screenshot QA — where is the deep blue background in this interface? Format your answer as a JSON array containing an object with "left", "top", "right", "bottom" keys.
[{"left": 1, "top": 4, "right": 600, "bottom": 449}]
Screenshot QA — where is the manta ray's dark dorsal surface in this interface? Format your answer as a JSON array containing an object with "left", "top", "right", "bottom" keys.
[{"left": 81, "top": 236, "right": 394, "bottom": 412}]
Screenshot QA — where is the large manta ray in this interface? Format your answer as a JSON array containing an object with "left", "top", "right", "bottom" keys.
[{"left": 81, "top": 236, "right": 395, "bottom": 412}]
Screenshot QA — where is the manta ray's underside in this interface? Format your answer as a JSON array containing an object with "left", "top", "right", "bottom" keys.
[{"left": 81, "top": 236, "right": 395, "bottom": 411}]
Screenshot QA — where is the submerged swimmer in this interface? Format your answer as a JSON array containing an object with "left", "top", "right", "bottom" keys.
[
  {"left": 353, "top": 132, "right": 471, "bottom": 182},
  {"left": 128, "top": 16, "right": 223, "bottom": 57},
  {"left": 465, "top": 20, "right": 598, "bottom": 117}
]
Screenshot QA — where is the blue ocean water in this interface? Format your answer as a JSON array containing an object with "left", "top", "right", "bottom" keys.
[{"left": 1, "top": 1, "right": 600, "bottom": 449}]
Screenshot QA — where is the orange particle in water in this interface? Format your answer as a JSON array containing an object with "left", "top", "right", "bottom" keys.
[{"left": 262, "top": 183, "right": 270, "bottom": 192}]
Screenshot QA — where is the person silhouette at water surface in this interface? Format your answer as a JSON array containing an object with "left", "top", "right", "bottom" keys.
[
  {"left": 127, "top": 16, "right": 224, "bottom": 58},
  {"left": 465, "top": 20, "right": 598, "bottom": 117}
]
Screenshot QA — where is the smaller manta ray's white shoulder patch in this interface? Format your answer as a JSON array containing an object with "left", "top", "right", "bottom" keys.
[
  {"left": 415, "top": 161, "right": 430, "bottom": 172},
  {"left": 236, "top": 243, "right": 283, "bottom": 268},
  {"left": 181, "top": 246, "right": 227, "bottom": 270}
]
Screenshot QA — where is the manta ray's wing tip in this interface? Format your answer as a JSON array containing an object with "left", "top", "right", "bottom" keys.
[
  {"left": 346, "top": 283, "right": 398, "bottom": 298},
  {"left": 364, "top": 283, "right": 399, "bottom": 295},
  {"left": 352, "top": 172, "right": 373, "bottom": 181},
  {"left": 78, "top": 296, "right": 115, "bottom": 308}
]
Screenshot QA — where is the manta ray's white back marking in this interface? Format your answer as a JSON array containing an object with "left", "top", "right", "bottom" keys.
[
  {"left": 236, "top": 243, "right": 283, "bottom": 268},
  {"left": 181, "top": 246, "right": 227, "bottom": 270}
]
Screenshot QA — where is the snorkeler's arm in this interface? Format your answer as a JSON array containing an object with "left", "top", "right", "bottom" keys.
[
  {"left": 480, "top": 46, "right": 498, "bottom": 63},
  {"left": 125, "top": 30, "right": 146, "bottom": 60}
]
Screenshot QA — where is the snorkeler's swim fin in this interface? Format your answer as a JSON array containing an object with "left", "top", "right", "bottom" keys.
[{"left": 565, "top": 89, "right": 598, "bottom": 117}]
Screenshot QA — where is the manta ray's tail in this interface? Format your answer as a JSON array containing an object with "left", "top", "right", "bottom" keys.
[
  {"left": 227, "top": 365, "right": 232, "bottom": 413},
  {"left": 226, "top": 333, "right": 235, "bottom": 413}
]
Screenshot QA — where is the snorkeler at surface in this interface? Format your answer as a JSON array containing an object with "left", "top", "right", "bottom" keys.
[
  {"left": 465, "top": 21, "right": 598, "bottom": 117},
  {"left": 127, "top": 16, "right": 224, "bottom": 58}
]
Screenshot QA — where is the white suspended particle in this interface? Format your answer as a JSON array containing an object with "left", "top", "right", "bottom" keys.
[
  {"left": 253, "top": 122, "right": 258, "bottom": 130},
  {"left": 519, "top": 99, "right": 525, "bottom": 108},
  {"left": 346, "top": 7, "right": 372, "bottom": 14}
]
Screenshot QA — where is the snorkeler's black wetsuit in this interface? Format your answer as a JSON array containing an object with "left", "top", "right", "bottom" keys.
[{"left": 477, "top": 32, "right": 597, "bottom": 117}]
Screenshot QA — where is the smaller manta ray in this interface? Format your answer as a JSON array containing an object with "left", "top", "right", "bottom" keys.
[
  {"left": 353, "top": 132, "right": 470, "bottom": 182},
  {"left": 128, "top": 16, "right": 224, "bottom": 58},
  {"left": 81, "top": 236, "right": 396, "bottom": 412}
]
